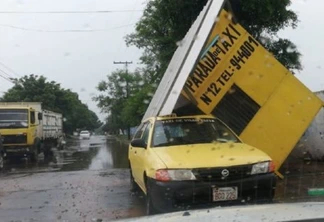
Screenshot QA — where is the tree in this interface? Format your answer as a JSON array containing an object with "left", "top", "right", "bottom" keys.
[
  {"left": 126, "top": 0, "right": 301, "bottom": 82},
  {"left": 94, "top": 69, "right": 153, "bottom": 133},
  {"left": 229, "top": 0, "right": 301, "bottom": 71},
  {"left": 126, "top": 0, "right": 209, "bottom": 83},
  {"left": 0, "top": 75, "right": 101, "bottom": 133}
]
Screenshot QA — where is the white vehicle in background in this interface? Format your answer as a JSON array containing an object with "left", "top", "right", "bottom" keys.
[{"left": 79, "top": 130, "right": 91, "bottom": 140}]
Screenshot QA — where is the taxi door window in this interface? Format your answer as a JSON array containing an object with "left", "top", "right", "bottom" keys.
[
  {"left": 134, "top": 123, "right": 148, "bottom": 139},
  {"left": 142, "top": 123, "right": 151, "bottom": 145}
]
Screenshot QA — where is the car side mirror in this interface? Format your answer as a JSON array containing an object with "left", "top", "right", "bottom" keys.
[
  {"left": 38, "top": 113, "right": 43, "bottom": 120},
  {"left": 130, "top": 139, "right": 147, "bottom": 148}
]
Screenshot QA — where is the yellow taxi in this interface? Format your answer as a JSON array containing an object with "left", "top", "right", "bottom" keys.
[{"left": 128, "top": 115, "right": 276, "bottom": 214}]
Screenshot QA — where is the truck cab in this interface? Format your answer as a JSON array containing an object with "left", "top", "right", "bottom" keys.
[{"left": 0, "top": 107, "right": 41, "bottom": 161}]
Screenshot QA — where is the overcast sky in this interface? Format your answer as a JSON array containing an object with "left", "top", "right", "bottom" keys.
[
  {"left": 0, "top": 0, "right": 322, "bottom": 121},
  {"left": 0, "top": 0, "right": 146, "bottom": 121}
]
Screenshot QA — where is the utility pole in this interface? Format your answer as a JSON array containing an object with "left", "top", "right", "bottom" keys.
[{"left": 113, "top": 61, "right": 133, "bottom": 140}]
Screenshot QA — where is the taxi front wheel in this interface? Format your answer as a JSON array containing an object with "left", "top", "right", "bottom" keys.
[
  {"left": 146, "top": 180, "right": 158, "bottom": 215},
  {"left": 130, "top": 169, "right": 140, "bottom": 192},
  {"left": 0, "top": 153, "right": 4, "bottom": 170}
]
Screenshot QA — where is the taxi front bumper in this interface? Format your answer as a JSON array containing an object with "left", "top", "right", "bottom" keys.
[{"left": 147, "top": 173, "right": 276, "bottom": 213}]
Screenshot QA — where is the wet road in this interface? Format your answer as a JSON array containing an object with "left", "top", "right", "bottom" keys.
[
  {"left": 0, "top": 136, "right": 146, "bottom": 222},
  {"left": 2, "top": 136, "right": 324, "bottom": 221}
]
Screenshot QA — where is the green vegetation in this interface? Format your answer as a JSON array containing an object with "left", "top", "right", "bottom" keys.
[
  {"left": 1, "top": 75, "right": 101, "bottom": 133},
  {"left": 94, "top": 69, "right": 154, "bottom": 134}
]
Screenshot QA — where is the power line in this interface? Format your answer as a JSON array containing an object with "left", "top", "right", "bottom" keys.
[
  {"left": 0, "top": 10, "right": 143, "bottom": 14},
  {"left": 0, "top": 67, "right": 14, "bottom": 79},
  {"left": 0, "top": 72, "right": 14, "bottom": 84},
  {"left": 114, "top": 0, "right": 142, "bottom": 61},
  {"left": 0, "top": 23, "right": 136, "bottom": 33},
  {"left": 0, "top": 61, "right": 20, "bottom": 77},
  {"left": 0, "top": 74, "right": 11, "bottom": 82},
  {"left": 113, "top": 61, "right": 133, "bottom": 71}
]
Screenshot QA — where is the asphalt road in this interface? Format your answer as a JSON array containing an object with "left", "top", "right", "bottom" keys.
[
  {"left": 1, "top": 136, "right": 324, "bottom": 222},
  {"left": 0, "top": 136, "right": 146, "bottom": 222}
]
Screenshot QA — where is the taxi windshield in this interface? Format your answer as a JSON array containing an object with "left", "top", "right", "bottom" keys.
[{"left": 152, "top": 118, "right": 240, "bottom": 147}]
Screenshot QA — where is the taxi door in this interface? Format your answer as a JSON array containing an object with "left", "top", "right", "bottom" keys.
[
  {"left": 136, "top": 121, "right": 153, "bottom": 189},
  {"left": 129, "top": 121, "right": 152, "bottom": 189}
]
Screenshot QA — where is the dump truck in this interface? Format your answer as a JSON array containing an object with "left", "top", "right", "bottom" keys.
[{"left": 0, "top": 102, "right": 63, "bottom": 162}]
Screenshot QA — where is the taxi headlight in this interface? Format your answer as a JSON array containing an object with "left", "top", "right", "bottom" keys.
[
  {"left": 156, "top": 169, "right": 196, "bottom": 181},
  {"left": 251, "top": 161, "right": 274, "bottom": 175}
]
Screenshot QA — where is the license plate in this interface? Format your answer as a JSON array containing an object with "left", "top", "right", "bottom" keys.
[{"left": 213, "top": 187, "right": 238, "bottom": 201}]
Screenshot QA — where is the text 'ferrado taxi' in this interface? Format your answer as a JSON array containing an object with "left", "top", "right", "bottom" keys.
[{"left": 128, "top": 115, "right": 276, "bottom": 214}]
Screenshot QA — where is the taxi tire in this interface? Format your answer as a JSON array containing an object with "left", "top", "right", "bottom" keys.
[
  {"left": 130, "top": 170, "right": 140, "bottom": 192},
  {"left": 0, "top": 154, "right": 4, "bottom": 170},
  {"left": 146, "top": 180, "right": 158, "bottom": 215}
]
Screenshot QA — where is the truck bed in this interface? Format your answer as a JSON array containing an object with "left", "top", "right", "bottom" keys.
[{"left": 41, "top": 110, "right": 63, "bottom": 140}]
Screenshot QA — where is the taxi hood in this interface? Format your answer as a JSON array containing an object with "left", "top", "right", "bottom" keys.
[{"left": 152, "top": 143, "right": 271, "bottom": 169}]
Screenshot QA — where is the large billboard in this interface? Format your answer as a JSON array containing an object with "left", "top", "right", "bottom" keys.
[
  {"left": 180, "top": 9, "right": 323, "bottom": 173},
  {"left": 144, "top": 2, "right": 323, "bottom": 173}
]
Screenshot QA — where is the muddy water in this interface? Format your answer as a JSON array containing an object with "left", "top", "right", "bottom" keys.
[
  {"left": 0, "top": 135, "right": 129, "bottom": 173},
  {"left": 0, "top": 136, "right": 146, "bottom": 222}
]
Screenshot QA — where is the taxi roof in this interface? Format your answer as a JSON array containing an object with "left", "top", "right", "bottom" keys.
[{"left": 143, "top": 114, "right": 215, "bottom": 122}]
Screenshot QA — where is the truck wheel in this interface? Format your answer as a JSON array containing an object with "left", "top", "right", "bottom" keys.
[
  {"left": 57, "top": 143, "right": 64, "bottom": 151},
  {"left": 43, "top": 142, "right": 53, "bottom": 160},
  {"left": 30, "top": 147, "right": 38, "bottom": 163},
  {"left": 146, "top": 180, "right": 158, "bottom": 215},
  {"left": 44, "top": 148, "right": 52, "bottom": 159}
]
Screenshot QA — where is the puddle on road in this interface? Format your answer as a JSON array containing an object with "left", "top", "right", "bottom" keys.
[
  {"left": 88, "top": 145, "right": 113, "bottom": 170},
  {"left": 0, "top": 136, "right": 129, "bottom": 175}
]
